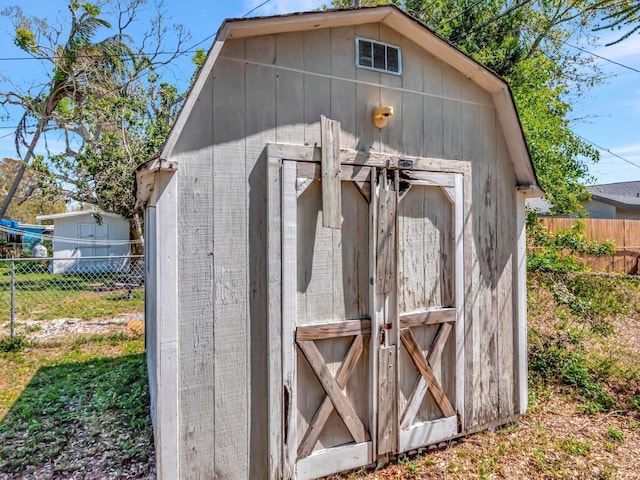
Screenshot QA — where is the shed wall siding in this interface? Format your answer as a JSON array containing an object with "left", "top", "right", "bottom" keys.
[{"left": 169, "top": 24, "right": 519, "bottom": 478}]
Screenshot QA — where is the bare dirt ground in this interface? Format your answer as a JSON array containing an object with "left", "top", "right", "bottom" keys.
[{"left": 2, "top": 313, "right": 143, "bottom": 342}]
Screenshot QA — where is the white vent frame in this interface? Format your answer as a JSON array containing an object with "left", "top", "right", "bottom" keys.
[{"left": 355, "top": 36, "right": 402, "bottom": 76}]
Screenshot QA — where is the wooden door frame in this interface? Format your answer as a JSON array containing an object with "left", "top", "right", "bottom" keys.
[{"left": 266, "top": 142, "right": 471, "bottom": 479}]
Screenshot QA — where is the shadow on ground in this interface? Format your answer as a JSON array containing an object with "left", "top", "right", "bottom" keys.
[{"left": 0, "top": 353, "right": 155, "bottom": 479}]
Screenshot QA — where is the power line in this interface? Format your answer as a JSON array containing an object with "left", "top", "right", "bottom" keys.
[
  {"left": 451, "top": 0, "right": 535, "bottom": 43},
  {"left": 0, "top": 1, "right": 274, "bottom": 63},
  {"left": 573, "top": 131, "right": 640, "bottom": 171},
  {"left": 242, "top": 0, "right": 273, "bottom": 18},
  {"left": 563, "top": 41, "right": 640, "bottom": 75},
  {"left": 437, "top": 0, "right": 487, "bottom": 29}
]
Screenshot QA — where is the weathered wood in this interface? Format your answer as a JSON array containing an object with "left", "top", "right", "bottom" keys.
[
  {"left": 399, "top": 308, "right": 456, "bottom": 329},
  {"left": 297, "top": 340, "right": 369, "bottom": 444},
  {"left": 321, "top": 116, "right": 342, "bottom": 229},
  {"left": 496, "top": 132, "right": 515, "bottom": 421},
  {"left": 297, "top": 335, "right": 365, "bottom": 458},
  {"left": 245, "top": 35, "right": 278, "bottom": 480},
  {"left": 376, "top": 188, "right": 396, "bottom": 294},
  {"left": 400, "top": 170, "right": 455, "bottom": 187},
  {"left": 516, "top": 192, "right": 528, "bottom": 414},
  {"left": 398, "top": 416, "right": 457, "bottom": 453},
  {"left": 282, "top": 161, "right": 298, "bottom": 475},
  {"left": 453, "top": 173, "right": 466, "bottom": 428},
  {"left": 422, "top": 50, "right": 444, "bottom": 159},
  {"left": 266, "top": 143, "right": 472, "bottom": 174},
  {"left": 330, "top": 26, "right": 357, "bottom": 150},
  {"left": 303, "top": 29, "right": 331, "bottom": 146},
  {"left": 151, "top": 170, "right": 179, "bottom": 479},
  {"left": 296, "top": 320, "right": 372, "bottom": 341},
  {"left": 377, "top": 346, "right": 397, "bottom": 456},
  {"left": 266, "top": 154, "right": 283, "bottom": 479},
  {"left": 399, "top": 328, "right": 455, "bottom": 418},
  {"left": 399, "top": 322, "right": 452, "bottom": 429},
  {"left": 354, "top": 178, "right": 372, "bottom": 203},
  {"left": 296, "top": 442, "right": 372, "bottom": 480},
  {"left": 296, "top": 162, "right": 371, "bottom": 183}
]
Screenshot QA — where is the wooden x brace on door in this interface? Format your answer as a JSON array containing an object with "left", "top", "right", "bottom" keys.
[
  {"left": 399, "top": 323, "right": 456, "bottom": 428},
  {"left": 296, "top": 335, "right": 371, "bottom": 458}
]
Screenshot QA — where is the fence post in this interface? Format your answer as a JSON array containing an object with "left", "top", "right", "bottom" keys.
[{"left": 10, "top": 257, "right": 15, "bottom": 340}]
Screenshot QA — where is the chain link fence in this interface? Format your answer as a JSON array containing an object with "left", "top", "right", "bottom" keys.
[{"left": 0, "top": 255, "right": 144, "bottom": 339}]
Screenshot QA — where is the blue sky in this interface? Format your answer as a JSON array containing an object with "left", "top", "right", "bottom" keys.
[{"left": 0, "top": 0, "right": 638, "bottom": 186}]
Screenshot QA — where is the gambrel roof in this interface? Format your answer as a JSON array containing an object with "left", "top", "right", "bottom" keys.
[{"left": 158, "top": 5, "right": 541, "bottom": 195}]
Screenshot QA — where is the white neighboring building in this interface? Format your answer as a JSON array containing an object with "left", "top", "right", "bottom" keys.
[{"left": 36, "top": 210, "right": 130, "bottom": 273}]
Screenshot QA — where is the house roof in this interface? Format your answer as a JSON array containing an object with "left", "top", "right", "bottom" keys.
[
  {"left": 36, "top": 210, "right": 126, "bottom": 222},
  {"left": 587, "top": 181, "right": 640, "bottom": 210},
  {"left": 149, "top": 5, "right": 541, "bottom": 199}
]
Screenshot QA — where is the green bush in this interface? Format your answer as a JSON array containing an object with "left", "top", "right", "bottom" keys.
[
  {"left": 526, "top": 213, "right": 616, "bottom": 273},
  {"left": 529, "top": 329, "right": 617, "bottom": 413}
]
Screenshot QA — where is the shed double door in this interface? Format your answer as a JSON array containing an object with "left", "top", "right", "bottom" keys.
[{"left": 281, "top": 159, "right": 465, "bottom": 479}]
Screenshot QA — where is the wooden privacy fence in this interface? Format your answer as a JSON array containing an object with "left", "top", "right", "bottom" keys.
[{"left": 540, "top": 218, "right": 640, "bottom": 274}]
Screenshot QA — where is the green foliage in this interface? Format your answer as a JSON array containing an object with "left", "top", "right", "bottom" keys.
[
  {"left": 594, "top": 0, "right": 640, "bottom": 44},
  {"left": 0, "top": 336, "right": 28, "bottom": 353},
  {"left": 529, "top": 328, "right": 617, "bottom": 413},
  {"left": 558, "top": 437, "right": 590, "bottom": 456},
  {"left": 13, "top": 27, "right": 36, "bottom": 52},
  {"left": 606, "top": 427, "right": 624, "bottom": 442},
  {"left": 527, "top": 213, "right": 616, "bottom": 273}
]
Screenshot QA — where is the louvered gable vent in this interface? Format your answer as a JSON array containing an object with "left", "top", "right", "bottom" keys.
[{"left": 356, "top": 37, "right": 402, "bottom": 75}]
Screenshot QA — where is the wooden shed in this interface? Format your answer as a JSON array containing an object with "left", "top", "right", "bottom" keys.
[{"left": 135, "top": 6, "right": 541, "bottom": 479}]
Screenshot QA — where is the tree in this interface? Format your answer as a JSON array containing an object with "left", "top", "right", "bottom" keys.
[
  {"left": 0, "top": 1, "right": 134, "bottom": 220},
  {"left": 0, "top": 0, "right": 191, "bottom": 237},
  {"left": 330, "top": 0, "right": 618, "bottom": 214},
  {"left": 0, "top": 158, "right": 66, "bottom": 223},
  {"left": 594, "top": 0, "right": 640, "bottom": 44}
]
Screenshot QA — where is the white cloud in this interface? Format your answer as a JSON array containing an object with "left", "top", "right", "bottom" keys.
[
  {"left": 604, "top": 143, "right": 640, "bottom": 155},
  {"left": 592, "top": 32, "right": 640, "bottom": 61},
  {"left": 242, "top": 0, "right": 326, "bottom": 17}
]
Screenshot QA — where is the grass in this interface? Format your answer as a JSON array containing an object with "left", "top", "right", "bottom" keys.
[
  {"left": 0, "top": 333, "right": 153, "bottom": 479},
  {"left": 0, "top": 268, "right": 143, "bottom": 322}
]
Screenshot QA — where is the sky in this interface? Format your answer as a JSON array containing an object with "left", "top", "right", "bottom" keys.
[{"left": 0, "top": 0, "right": 638, "bottom": 186}]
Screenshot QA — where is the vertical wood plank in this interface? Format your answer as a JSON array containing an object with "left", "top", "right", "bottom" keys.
[
  {"left": 441, "top": 65, "right": 462, "bottom": 160},
  {"left": 266, "top": 153, "right": 283, "bottom": 479},
  {"left": 377, "top": 346, "right": 397, "bottom": 456},
  {"left": 369, "top": 167, "right": 379, "bottom": 460},
  {"left": 454, "top": 173, "right": 465, "bottom": 428},
  {"left": 304, "top": 29, "right": 331, "bottom": 146},
  {"left": 282, "top": 161, "right": 298, "bottom": 477},
  {"left": 175, "top": 41, "right": 217, "bottom": 478},
  {"left": 321, "top": 116, "right": 342, "bottom": 229},
  {"left": 377, "top": 188, "right": 396, "bottom": 294},
  {"left": 212, "top": 37, "right": 249, "bottom": 480},
  {"left": 154, "top": 170, "right": 179, "bottom": 479},
  {"left": 515, "top": 191, "right": 528, "bottom": 415},
  {"left": 496, "top": 130, "right": 515, "bottom": 420},
  {"left": 423, "top": 52, "right": 444, "bottom": 159},
  {"left": 275, "top": 32, "right": 305, "bottom": 144},
  {"left": 330, "top": 26, "right": 357, "bottom": 150},
  {"left": 246, "top": 35, "right": 278, "bottom": 480}
]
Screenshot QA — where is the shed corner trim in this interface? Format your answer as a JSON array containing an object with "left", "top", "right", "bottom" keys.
[{"left": 135, "top": 158, "right": 178, "bottom": 211}]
